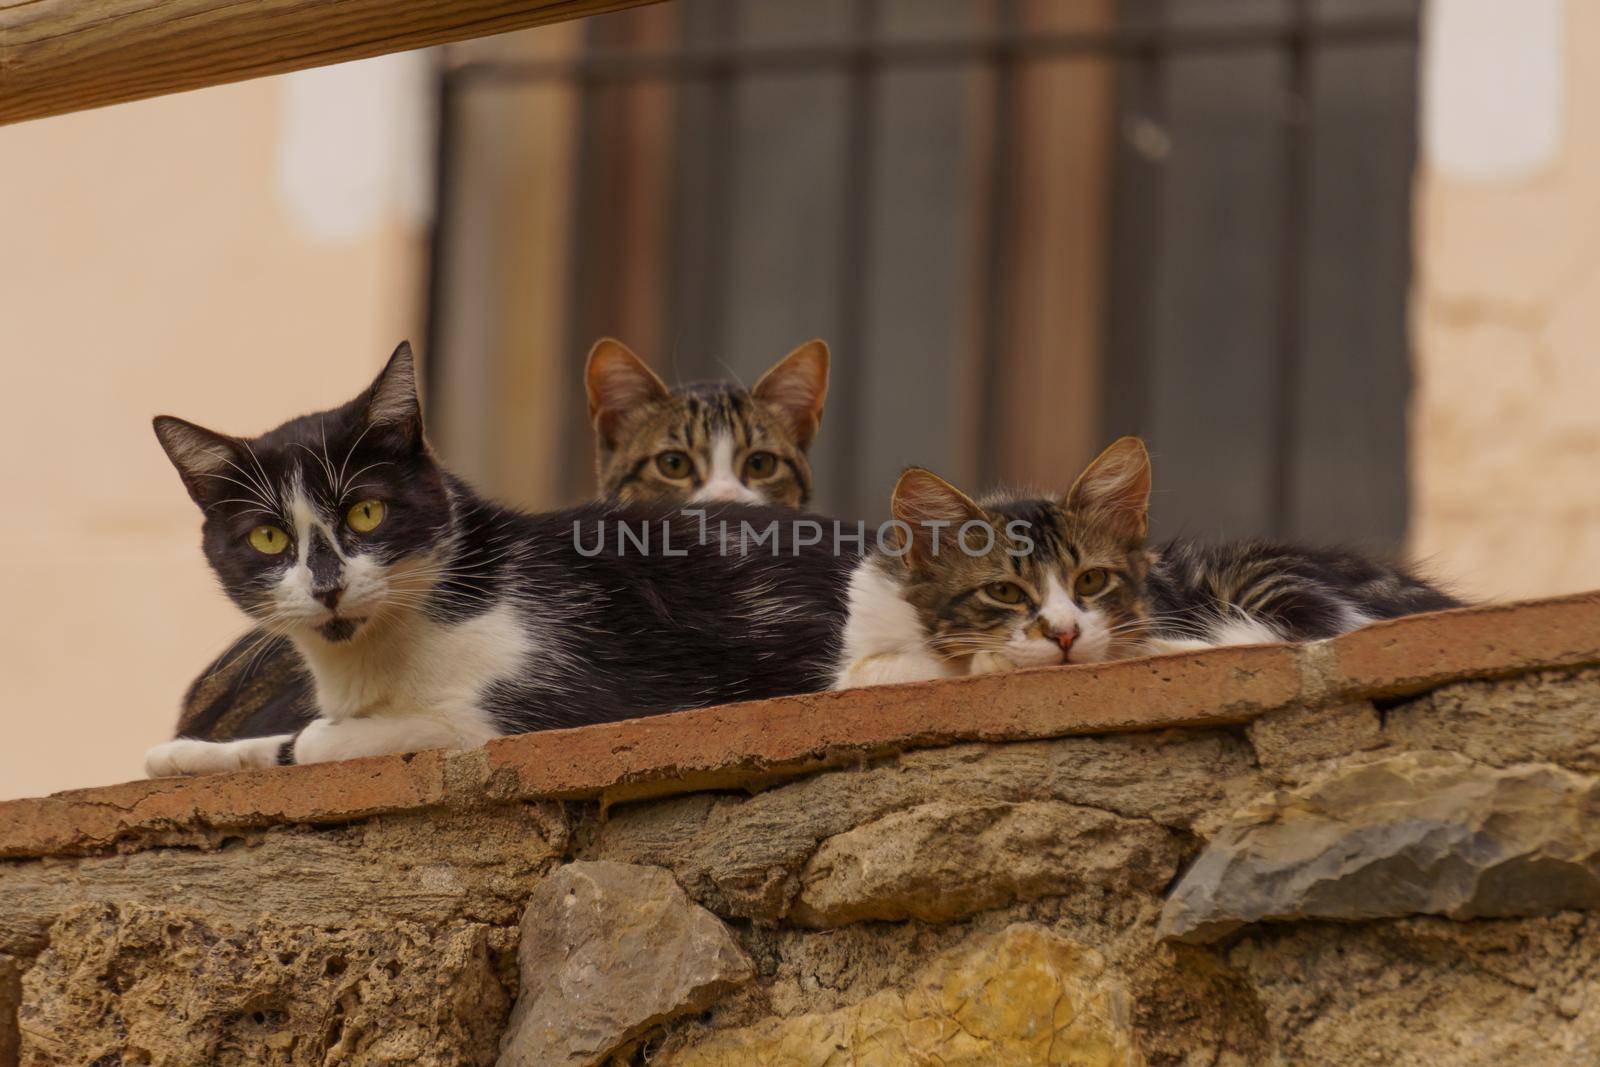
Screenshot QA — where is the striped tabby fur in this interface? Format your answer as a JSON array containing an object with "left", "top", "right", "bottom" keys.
[
  {"left": 834, "top": 437, "right": 1460, "bottom": 687},
  {"left": 586, "top": 338, "right": 828, "bottom": 507}
]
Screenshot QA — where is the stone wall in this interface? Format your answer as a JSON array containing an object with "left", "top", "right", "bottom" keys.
[{"left": 2, "top": 593, "right": 1599, "bottom": 1065}]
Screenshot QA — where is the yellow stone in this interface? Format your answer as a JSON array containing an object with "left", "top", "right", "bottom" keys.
[{"left": 662, "top": 924, "right": 1141, "bottom": 1066}]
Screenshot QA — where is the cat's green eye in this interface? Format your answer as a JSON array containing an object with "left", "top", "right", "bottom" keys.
[
  {"left": 744, "top": 451, "right": 778, "bottom": 479},
  {"left": 656, "top": 451, "right": 693, "bottom": 480},
  {"left": 248, "top": 525, "right": 290, "bottom": 555},
  {"left": 346, "top": 499, "right": 387, "bottom": 533},
  {"left": 984, "top": 581, "right": 1027, "bottom": 606},
  {"left": 1074, "top": 568, "right": 1110, "bottom": 597}
]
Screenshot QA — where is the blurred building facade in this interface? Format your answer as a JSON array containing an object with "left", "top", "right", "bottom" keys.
[
  {"left": 429, "top": 0, "right": 1423, "bottom": 550},
  {"left": 1411, "top": 0, "right": 1600, "bottom": 601},
  {"left": 0, "top": 63, "right": 431, "bottom": 797},
  {"left": 0, "top": 0, "right": 1594, "bottom": 796}
]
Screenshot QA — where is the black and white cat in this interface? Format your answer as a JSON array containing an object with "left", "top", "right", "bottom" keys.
[
  {"left": 171, "top": 337, "right": 830, "bottom": 748},
  {"left": 145, "top": 343, "right": 853, "bottom": 775}
]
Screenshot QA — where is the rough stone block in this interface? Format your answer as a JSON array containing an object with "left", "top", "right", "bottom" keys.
[
  {"left": 1, "top": 954, "right": 19, "bottom": 1067},
  {"left": 0, "top": 805, "right": 568, "bottom": 958},
  {"left": 17, "top": 904, "right": 507, "bottom": 1066},
  {"left": 1246, "top": 701, "right": 1383, "bottom": 780},
  {"left": 1386, "top": 667, "right": 1600, "bottom": 772},
  {"left": 1229, "top": 913, "right": 1600, "bottom": 1067},
  {"left": 790, "top": 799, "right": 1181, "bottom": 927},
  {"left": 598, "top": 732, "right": 1258, "bottom": 922},
  {"left": 661, "top": 924, "right": 1139, "bottom": 1066},
  {"left": 498, "top": 861, "right": 752, "bottom": 1067},
  {"left": 1161, "top": 752, "right": 1600, "bottom": 943}
]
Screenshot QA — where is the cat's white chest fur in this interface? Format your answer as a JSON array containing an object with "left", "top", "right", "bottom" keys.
[
  {"left": 833, "top": 558, "right": 955, "bottom": 689},
  {"left": 298, "top": 603, "right": 526, "bottom": 723},
  {"left": 291, "top": 602, "right": 529, "bottom": 759}
]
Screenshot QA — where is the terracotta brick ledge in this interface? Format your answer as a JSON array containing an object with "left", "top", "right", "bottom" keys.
[{"left": 2, "top": 592, "right": 1597, "bottom": 860}]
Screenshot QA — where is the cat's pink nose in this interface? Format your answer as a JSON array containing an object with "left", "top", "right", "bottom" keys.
[{"left": 1048, "top": 624, "right": 1080, "bottom": 653}]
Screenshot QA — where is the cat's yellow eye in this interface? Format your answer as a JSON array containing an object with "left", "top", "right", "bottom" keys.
[
  {"left": 656, "top": 451, "right": 693, "bottom": 480},
  {"left": 744, "top": 451, "right": 778, "bottom": 479},
  {"left": 985, "top": 581, "right": 1026, "bottom": 606},
  {"left": 346, "top": 499, "right": 387, "bottom": 533},
  {"left": 1075, "top": 568, "right": 1110, "bottom": 597},
  {"left": 248, "top": 525, "right": 290, "bottom": 555}
]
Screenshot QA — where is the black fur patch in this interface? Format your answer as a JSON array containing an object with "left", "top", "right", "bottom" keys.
[
  {"left": 318, "top": 618, "right": 358, "bottom": 643},
  {"left": 472, "top": 500, "right": 858, "bottom": 731}
]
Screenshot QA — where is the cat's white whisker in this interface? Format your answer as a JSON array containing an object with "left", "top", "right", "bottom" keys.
[
  {"left": 210, "top": 450, "right": 278, "bottom": 505},
  {"left": 316, "top": 420, "right": 339, "bottom": 487},
  {"left": 239, "top": 441, "right": 283, "bottom": 511},
  {"left": 196, "top": 471, "right": 278, "bottom": 514},
  {"left": 334, "top": 420, "right": 377, "bottom": 500}
]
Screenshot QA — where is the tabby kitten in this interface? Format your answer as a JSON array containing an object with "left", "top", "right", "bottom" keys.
[
  {"left": 834, "top": 437, "right": 1459, "bottom": 688},
  {"left": 174, "top": 337, "right": 828, "bottom": 744},
  {"left": 146, "top": 343, "right": 854, "bottom": 776},
  {"left": 587, "top": 338, "right": 828, "bottom": 507}
]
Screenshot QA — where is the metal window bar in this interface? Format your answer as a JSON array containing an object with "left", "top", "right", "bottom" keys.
[
  {"left": 424, "top": 2, "right": 1421, "bottom": 533},
  {"left": 1272, "top": 0, "right": 1316, "bottom": 539},
  {"left": 975, "top": 0, "right": 1017, "bottom": 491}
]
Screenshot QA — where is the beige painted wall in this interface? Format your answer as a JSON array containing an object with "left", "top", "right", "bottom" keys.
[
  {"left": 1412, "top": 0, "right": 1600, "bottom": 600},
  {"left": 0, "top": 72, "right": 427, "bottom": 799}
]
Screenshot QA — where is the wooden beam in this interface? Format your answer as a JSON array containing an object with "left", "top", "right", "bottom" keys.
[{"left": 0, "top": 0, "right": 664, "bottom": 127}]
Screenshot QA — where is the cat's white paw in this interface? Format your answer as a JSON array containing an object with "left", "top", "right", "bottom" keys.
[
  {"left": 1141, "top": 636, "right": 1217, "bottom": 656},
  {"left": 967, "top": 651, "right": 1018, "bottom": 676},
  {"left": 835, "top": 651, "right": 954, "bottom": 689},
  {"left": 144, "top": 739, "right": 241, "bottom": 778},
  {"left": 835, "top": 659, "right": 880, "bottom": 689}
]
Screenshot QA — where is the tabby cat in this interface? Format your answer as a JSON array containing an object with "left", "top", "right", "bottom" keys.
[
  {"left": 172, "top": 338, "right": 829, "bottom": 745},
  {"left": 587, "top": 337, "right": 828, "bottom": 507},
  {"left": 834, "top": 436, "right": 1460, "bottom": 688},
  {"left": 146, "top": 343, "right": 853, "bottom": 775}
]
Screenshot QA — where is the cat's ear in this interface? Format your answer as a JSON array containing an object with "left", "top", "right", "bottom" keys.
[
  {"left": 1065, "top": 436, "right": 1151, "bottom": 543},
  {"left": 360, "top": 341, "right": 425, "bottom": 448},
  {"left": 891, "top": 467, "right": 987, "bottom": 566},
  {"left": 153, "top": 416, "right": 247, "bottom": 508},
  {"left": 752, "top": 340, "right": 829, "bottom": 451},
  {"left": 586, "top": 338, "right": 670, "bottom": 448}
]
